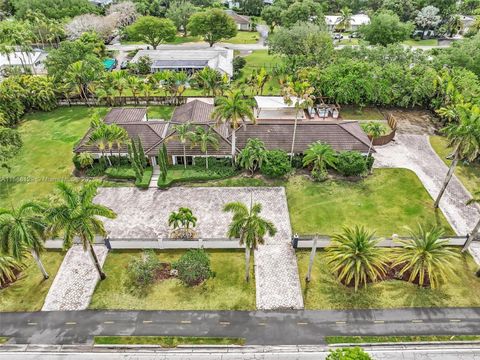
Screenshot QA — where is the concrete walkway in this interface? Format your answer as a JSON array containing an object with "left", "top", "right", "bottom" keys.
[
  {"left": 374, "top": 134, "right": 479, "bottom": 236},
  {"left": 94, "top": 187, "right": 304, "bottom": 310},
  {"left": 42, "top": 245, "right": 108, "bottom": 311},
  {"left": 149, "top": 166, "right": 160, "bottom": 188}
]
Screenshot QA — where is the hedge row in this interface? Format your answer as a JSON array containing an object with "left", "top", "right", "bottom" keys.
[
  {"left": 104, "top": 166, "right": 137, "bottom": 180},
  {"left": 135, "top": 167, "right": 153, "bottom": 189}
]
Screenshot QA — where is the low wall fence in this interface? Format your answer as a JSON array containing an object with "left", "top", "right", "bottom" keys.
[
  {"left": 371, "top": 113, "right": 398, "bottom": 146},
  {"left": 57, "top": 96, "right": 188, "bottom": 107}
]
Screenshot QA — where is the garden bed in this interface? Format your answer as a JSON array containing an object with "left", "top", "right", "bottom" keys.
[
  {"left": 157, "top": 163, "right": 237, "bottom": 188},
  {"left": 135, "top": 167, "right": 153, "bottom": 189}
]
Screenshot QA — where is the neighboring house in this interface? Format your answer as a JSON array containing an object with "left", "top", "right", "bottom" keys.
[
  {"left": 90, "top": 0, "right": 113, "bottom": 6},
  {"left": 225, "top": 10, "right": 252, "bottom": 31},
  {"left": 325, "top": 14, "right": 370, "bottom": 32},
  {"left": 130, "top": 47, "right": 234, "bottom": 78},
  {"left": 459, "top": 15, "right": 476, "bottom": 34},
  {"left": 75, "top": 98, "right": 371, "bottom": 166},
  {"left": 0, "top": 51, "right": 46, "bottom": 75}
]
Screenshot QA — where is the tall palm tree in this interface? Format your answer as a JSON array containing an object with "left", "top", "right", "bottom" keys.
[
  {"left": 281, "top": 79, "right": 315, "bottom": 162},
  {"left": 189, "top": 126, "right": 219, "bottom": 169},
  {"left": 337, "top": 7, "right": 353, "bottom": 32},
  {"left": 393, "top": 225, "right": 460, "bottom": 288},
  {"left": 88, "top": 124, "right": 111, "bottom": 166},
  {"left": 434, "top": 104, "right": 480, "bottom": 208},
  {"left": 224, "top": 198, "right": 277, "bottom": 281},
  {"left": 193, "top": 67, "right": 227, "bottom": 96},
  {"left": 0, "top": 202, "right": 49, "bottom": 279},
  {"left": 325, "top": 226, "right": 388, "bottom": 292},
  {"left": 112, "top": 71, "right": 128, "bottom": 103},
  {"left": 110, "top": 124, "right": 129, "bottom": 164},
  {"left": 173, "top": 123, "right": 192, "bottom": 169},
  {"left": 46, "top": 182, "right": 117, "bottom": 280},
  {"left": 463, "top": 190, "right": 480, "bottom": 252},
  {"left": 0, "top": 254, "right": 23, "bottom": 287},
  {"left": 302, "top": 141, "right": 337, "bottom": 181},
  {"left": 127, "top": 76, "right": 142, "bottom": 105},
  {"left": 212, "top": 91, "right": 256, "bottom": 162},
  {"left": 362, "top": 121, "right": 387, "bottom": 157}
]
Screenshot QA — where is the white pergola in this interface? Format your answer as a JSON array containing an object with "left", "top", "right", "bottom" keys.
[{"left": 254, "top": 96, "right": 306, "bottom": 120}]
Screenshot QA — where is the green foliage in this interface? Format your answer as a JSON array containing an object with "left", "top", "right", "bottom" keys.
[
  {"left": 232, "top": 56, "right": 246, "bottom": 78},
  {"left": 187, "top": 9, "right": 237, "bottom": 46},
  {"left": 173, "top": 249, "right": 213, "bottom": 286},
  {"left": 0, "top": 127, "right": 22, "bottom": 171},
  {"left": 11, "top": 0, "right": 97, "bottom": 19},
  {"left": 135, "top": 167, "right": 152, "bottom": 189},
  {"left": 261, "top": 5, "right": 283, "bottom": 32},
  {"left": 124, "top": 250, "right": 162, "bottom": 296},
  {"left": 85, "top": 162, "right": 107, "bottom": 177},
  {"left": 131, "top": 55, "right": 152, "bottom": 75},
  {"left": 158, "top": 145, "right": 168, "bottom": 182},
  {"left": 105, "top": 166, "right": 137, "bottom": 180},
  {"left": 157, "top": 162, "right": 237, "bottom": 188},
  {"left": 77, "top": 152, "right": 94, "bottom": 169},
  {"left": 360, "top": 11, "right": 414, "bottom": 46},
  {"left": 238, "top": 138, "right": 267, "bottom": 174},
  {"left": 335, "top": 151, "right": 368, "bottom": 177},
  {"left": 281, "top": 0, "right": 325, "bottom": 28},
  {"left": 326, "top": 347, "right": 372, "bottom": 360},
  {"left": 435, "top": 33, "right": 480, "bottom": 77},
  {"left": 128, "top": 137, "right": 145, "bottom": 181},
  {"left": 260, "top": 150, "right": 292, "bottom": 178},
  {"left": 303, "top": 141, "right": 337, "bottom": 181},
  {"left": 0, "top": 254, "right": 23, "bottom": 288},
  {"left": 126, "top": 16, "right": 177, "bottom": 49},
  {"left": 166, "top": 1, "right": 198, "bottom": 36}
]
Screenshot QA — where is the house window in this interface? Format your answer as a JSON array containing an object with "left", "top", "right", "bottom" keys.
[{"left": 175, "top": 156, "right": 193, "bottom": 165}]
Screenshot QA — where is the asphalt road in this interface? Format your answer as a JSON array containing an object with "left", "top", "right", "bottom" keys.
[{"left": 2, "top": 308, "right": 480, "bottom": 345}]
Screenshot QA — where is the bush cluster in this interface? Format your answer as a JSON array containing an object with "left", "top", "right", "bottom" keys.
[
  {"left": 173, "top": 249, "right": 213, "bottom": 287},
  {"left": 335, "top": 151, "right": 368, "bottom": 177},
  {"left": 260, "top": 150, "right": 292, "bottom": 178},
  {"left": 124, "top": 250, "right": 162, "bottom": 296}
]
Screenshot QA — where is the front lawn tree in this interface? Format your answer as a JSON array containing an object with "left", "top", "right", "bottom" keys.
[
  {"left": 187, "top": 9, "right": 237, "bottom": 47},
  {"left": 434, "top": 104, "right": 480, "bottom": 208},
  {"left": 166, "top": 0, "right": 198, "bottom": 37},
  {"left": 359, "top": 11, "right": 414, "bottom": 46},
  {"left": 0, "top": 202, "right": 49, "bottom": 279},
  {"left": 415, "top": 6, "right": 441, "bottom": 38},
  {"left": 261, "top": 5, "right": 283, "bottom": 33},
  {"left": 126, "top": 16, "right": 176, "bottom": 49},
  {"left": 46, "top": 181, "right": 117, "bottom": 280},
  {"left": 224, "top": 199, "right": 277, "bottom": 281}
]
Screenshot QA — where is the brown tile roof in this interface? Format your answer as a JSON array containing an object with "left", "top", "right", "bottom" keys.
[
  {"left": 170, "top": 100, "right": 215, "bottom": 124},
  {"left": 104, "top": 108, "right": 147, "bottom": 124},
  {"left": 232, "top": 121, "right": 371, "bottom": 154},
  {"left": 225, "top": 10, "right": 251, "bottom": 24}
]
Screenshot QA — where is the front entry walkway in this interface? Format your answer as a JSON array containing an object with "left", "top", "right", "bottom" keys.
[
  {"left": 94, "top": 187, "right": 304, "bottom": 310},
  {"left": 42, "top": 245, "right": 108, "bottom": 311},
  {"left": 374, "top": 134, "right": 479, "bottom": 236}
]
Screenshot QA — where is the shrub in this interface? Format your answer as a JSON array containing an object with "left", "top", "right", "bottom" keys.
[
  {"left": 335, "top": 151, "right": 368, "bottom": 177},
  {"left": 135, "top": 167, "right": 153, "bottom": 188},
  {"left": 105, "top": 166, "right": 137, "bottom": 180},
  {"left": 85, "top": 162, "right": 106, "bottom": 177},
  {"left": 291, "top": 154, "right": 304, "bottom": 169},
  {"left": 366, "top": 155, "right": 375, "bottom": 170},
  {"left": 327, "top": 347, "right": 372, "bottom": 360},
  {"left": 261, "top": 150, "right": 292, "bottom": 178},
  {"left": 124, "top": 251, "right": 162, "bottom": 296},
  {"left": 72, "top": 154, "right": 82, "bottom": 171},
  {"left": 173, "top": 249, "right": 213, "bottom": 286}
]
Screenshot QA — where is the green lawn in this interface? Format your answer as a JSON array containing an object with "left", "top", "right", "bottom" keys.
[
  {"left": 225, "top": 31, "right": 259, "bottom": 44},
  {"left": 430, "top": 136, "right": 479, "bottom": 196},
  {"left": 297, "top": 249, "right": 480, "bottom": 309},
  {"left": 94, "top": 336, "right": 245, "bottom": 347},
  {"left": 340, "top": 106, "right": 385, "bottom": 121},
  {"left": 403, "top": 39, "right": 438, "bottom": 46},
  {"left": 0, "top": 107, "right": 108, "bottom": 207},
  {"left": 0, "top": 251, "right": 64, "bottom": 312},
  {"left": 0, "top": 338, "right": 8, "bottom": 344},
  {"left": 235, "top": 50, "right": 282, "bottom": 95},
  {"left": 286, "top": 169, "right": 454, "bottom": 236},
  {"left": 147, "top": 105, "right": 174, "bottom": 120},
  {"left": 325, "top": 335, "right": 480, "bottom": 344},
  {"left": 89, "top": 250, "right": 255, "bottom": 310}
]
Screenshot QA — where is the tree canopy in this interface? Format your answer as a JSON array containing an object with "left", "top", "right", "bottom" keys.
[
  {"left": 126, "top": 16, "right": 176, "bottom": 49},
  {"left": 360, "top": 11, "right": 414, "bottom": 46},
  {"left": 187, "top": 9, "right": 237, "bottom": 47},
  {"left": 10, "top": 0, "right": 97, "bottom": 19}
]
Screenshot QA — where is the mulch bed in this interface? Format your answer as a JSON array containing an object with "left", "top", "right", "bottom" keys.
[{"left": 154, "top": 263, "right": 176, "bottom": 281}]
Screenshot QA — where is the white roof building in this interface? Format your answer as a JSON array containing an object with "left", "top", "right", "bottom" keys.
[
  {"left": 0, "top": 51, "right": 44, "bottom": 68},
  {"left": 254, "top": 96, "right": 306, "bottom": 120},
  {"left": 131, "top": 47, "right": 234, "bottom": 78},
  {"left": 325, "top": 14, "right": 370, "bottom": 31}
]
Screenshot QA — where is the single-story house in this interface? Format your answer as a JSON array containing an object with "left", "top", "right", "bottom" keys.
[
  {"left": 0, "top": 51, "right": 45, "bottom": 74},
  {"left": 130, "top": 47, "right": 234, "bottom": 78},
  {"left": 225, "top": 10, "right": 252, "bottom": 31},
  {"left": 74, "top": 99, "right": 372, "bottom": 166},
  {"left": 325, "top": 14, "right": 370, "bottom": 32},
  {"left": 90, "top": 0, "right": 113, "bottom": 6}
]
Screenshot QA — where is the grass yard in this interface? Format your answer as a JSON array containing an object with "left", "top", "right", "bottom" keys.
[
  {"left": 235, "top": 50, "right": 282, "bottom": 95},
  {"left": 0, "top": 338, "right": 8, "bottom": 344},
  {"left": 430, "top": 136, "right": 479, "bottom": 196},
  {"left": 403, "top": 39, "right": 438, "bottom": 46},
  {"left": 225, "top": 31, "right": 259, "bottom": 44},
  {"left": 286, "top": 169, "right": 454, "bottom": 236},
  {"left": 0, "top": 107, "right": 108, "bottom": 207},
  {"left": 340, "top": 105, "right": 385, "bottom": 120},
  {"left": 94, "top": 336, "right": 245, "bottom": 347},
  {"left": 325, "top": 335, "right": 480, "bottom": 344},
  {"left": 89, "top": 250, "right": 255, "bottom": 310},
  {"left": 297, "top": 249, "right": 480, "bottom": 309},
  {"left": 147, "top": 105, "right": 174, "bottom": 120},
  {"left": 0, "top": 251, "right": 64, "bottom": 312}
]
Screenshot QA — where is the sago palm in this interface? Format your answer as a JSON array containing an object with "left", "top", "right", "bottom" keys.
[
  {"left": 302, "top": 141, "right": 337, "bottom": 180},
  {"left": 393, "top": 225, "right": 460, "bottom": 288},
  {"left": 224, "top": 199, "right": 277, "bottom": 281},
  {"left": 0, "top": 202, "right": 50, "bottom": 279},
  {"left": 212, "top": 91, "right": 256, "bottom": 162},
  {"left": 46, "top": 181, "right": 116, "bottom": 280},
  {"left": 325, "top": 226, "right": 389, "bottom": 291}
]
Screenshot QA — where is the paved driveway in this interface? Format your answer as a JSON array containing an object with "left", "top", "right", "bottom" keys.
[{"left": 94, "top": 187, "right": 303, "bottom": 310}]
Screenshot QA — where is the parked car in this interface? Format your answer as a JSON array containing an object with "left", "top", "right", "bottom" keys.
[
  {"left": 349, "top": 32, "right": 360, "bottom": 38},
  {"left": 120, "top": 60, "right": 129, "bottom": 70},
  {"left": 332, "top": 33, "right": 343, "bottom": 40}
]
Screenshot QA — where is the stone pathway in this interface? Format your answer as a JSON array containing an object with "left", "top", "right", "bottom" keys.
[
  {"left": 94, "top": 187, "right": 304, "bottom": 310},
  {"left": 374, "top": 134, "right": 479, "bottom": 236},
  {"left": 42, "top": 245, "right": 108, "bottom": 311},
  {"left": 149, "top": 165, "right": 160, "bottom": 188}
]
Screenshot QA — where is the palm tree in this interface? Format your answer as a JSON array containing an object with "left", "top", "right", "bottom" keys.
[
  {"left": 337, "top": 7, "right": 353, "bottom": 32},
  {"left": 0, "top": 202, "right": 49, "bottom": 279},
  {"left": 189, "top": 126, "right": 219, "bottom": 169},
  {"left": 78, "top": 152, "right": 94, "bottom": 169},
  {"left": 393, "top": 225, "right": 460, "bottom": 288},
  {"left": 325, "top": 226, "right": 388, "bottom": 292},
  {"left": 46, "top": 182, "right": 117, "bottom": 280},
  {"left": 168, "top": 207, "right": 197, "bottom": 238},
  {"left": 463, "top": 190, "right": 480, "bottom": 252},
  {"left": 127, "top": 76, "right": 142, "bottom": 105},
  {"left": 281, "top": 79, "right": 315, "bottom": 162},
  {"left": 65, "top": 60, "right": 97, "bottom": 105},
  {"left": 434, "top": 104, "right": 480, "bottom": 208},
  {"left": 238, "top": 138, "right": 267, "bottom": 175},
  {"left": 362, "top": 121, "right": 387, "bottom": 157},
  {"left": 88, "top": 124, "right": 111, "bottom": 166},
  {"left": 224, "top": 198, "right": 277, "bottom": 281},
  {"left": 110, "top": 124, "right": 129, "bottom": 164},
  {"left": 168, "top": 210, "right": 183, "bottom": 231},
  {"left": 193, "top": 67, "right": 228, "bottom": 96},
  {"left": 302, "top": 141, "right": 337, "bottom": 181},
  {"left": 0, "top": 254, "right": 23, "bottom": 287},
  {"left": 173, "top": 123, "right": 192, "bottom": 169},
  {"left": 112, "top": 71, "right": 128, "bottom": 103},
  {"left": 212, "top": 91, "right": 256, "bottom": 162}
]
